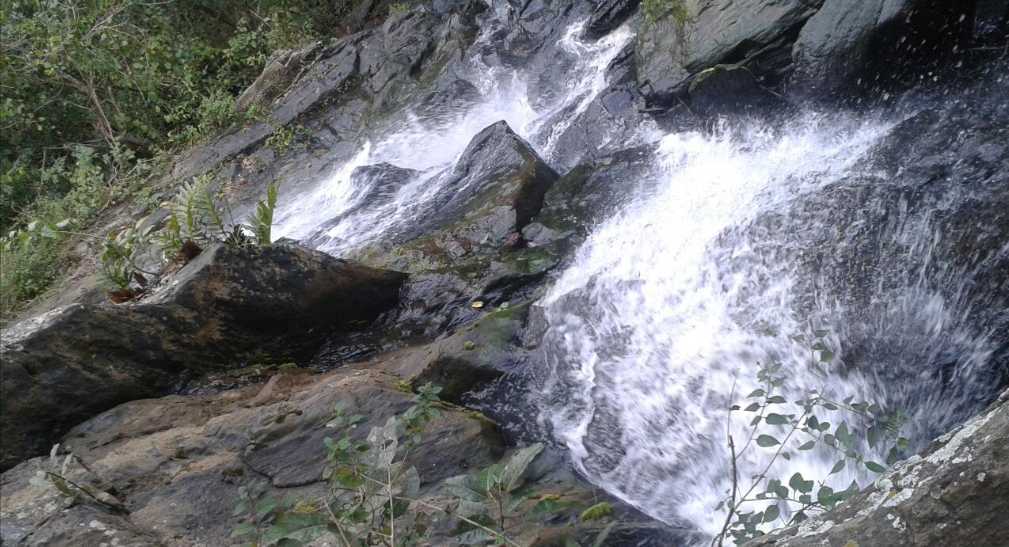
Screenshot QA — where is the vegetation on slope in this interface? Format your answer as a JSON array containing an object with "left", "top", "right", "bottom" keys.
[{"left": 0, "top": 0, "right": 382, "bottom": 316}]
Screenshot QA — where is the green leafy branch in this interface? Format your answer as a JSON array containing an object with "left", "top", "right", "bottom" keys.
[{"left": 713, "top": 331, "right": 909, "bottom": 546}]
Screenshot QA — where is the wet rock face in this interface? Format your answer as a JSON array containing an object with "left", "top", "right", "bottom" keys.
[
  {"left": 635, "top": 0, "right": 822, "bottom": 108},
  {"left": 0, "top": 359, "right": 673, "bottom": 546},
  {"left": 746, "top": 389, "right": 1009, "bottom": 547},
  {"left": 585, "top": 0, "right": 641, "bottom": 40},
  {"left": 0, "top": 244, "right": 406, "bottom": 471},
  {"left": 790, "top": 0, "right": 976, "bottom": 98},
  {"left": 687, "top": 64, "right": 787, "bottom": 117},
  {"left": 352, "top": 121, "right": 560, "bottom": 336}
]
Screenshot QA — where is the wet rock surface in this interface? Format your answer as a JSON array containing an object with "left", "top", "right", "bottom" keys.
[
  {"left": 0, "top": 243, "right": 405, "bottom": 470},
  {"left": 635, "top": 0, "right": 822, "bottom": 108},
  {"left": 790, "top": 0, "right": 975, "bottom": 98},
  {"left": 353, "top": 121, "right": 560, "bottom": 335}
]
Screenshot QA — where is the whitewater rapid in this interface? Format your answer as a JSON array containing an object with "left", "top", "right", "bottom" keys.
[
  {"left": 269, "top": 13, "right": 1003, "bottom": 543},
  {"left": 273, "top": 21, "right": 642, "bottom": 256}
]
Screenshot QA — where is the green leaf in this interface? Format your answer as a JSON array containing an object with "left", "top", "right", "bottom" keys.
[
  {"left": 867, "top": 425, "right": 881, "bottom": 449},
  {"left": 766, "top": 396, "right": 786, "bottom": 404},
  {"left": 744, "top": 402, "right": 761, "bottom": 412},
  {"left": 763, "top": 504, "right": 780, "bottom": 523},
  {"left": 836, "top": 422, "right": 852, "bottom": 447},
  {"left": 819, "top": 349, "right": 834, "bottom": 362},
  {"left": 829, "top": 459, "right": 845, "bottom": 475},
  {"left": 817, "top": 486, "right": 835, "bottom": 507},
  {"left": 255, "top": 497, "right": 279, "bottom": 519},
  {"left": 580, "top": 502, "right": 614, "bottom": 522},
  {"left": 765, "top": 413, "right": 789, "bottom": 425},
  {"left": 592, "top": 521, "right": 618, "bottom": 547},
  {"left": 756, "top": 435, "right": 780, "bottom": 447},
  {"left": 798, "top": 441, "right": 815, "bottom": 451},
  {"left": 455, "top": 529, "right": 497, "bottom": 545},
  {"left": 230, "top": 522, "right": 257, "bottom": 538},
  {"left": 747, "top": 389, "right": 766, "bottom": 398},
  {"left": 789, "top": 472, "right": 813, "bottom": 494},
  {"left": 775, "top": 484, "right": 789, "bottom": 499},
  {"left": 865, "top": 461, "right": 886, "bottom": 473},
  {"left": 500, "top": 443, "right": 544, "bottom": 492}
]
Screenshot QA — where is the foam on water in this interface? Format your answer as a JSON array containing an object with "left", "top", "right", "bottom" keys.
[{"left": 536, "top": 111, "right": 1001, "bottom": 540}]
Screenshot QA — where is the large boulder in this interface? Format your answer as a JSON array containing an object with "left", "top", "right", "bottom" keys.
[
  {"left": 790, "top": 0, "right": 976, "bottom": 98},
  {"left": 635, "top": 0, "right": 823, "bottom": 109},
  {"left": 0, "top": 357, "right": 682, "bottom": 546},
  {"left": 687, "top": 64, "right": 787, "bottom": 117},
  {"left": 0, "top": 243, "right": 406, "bottom": 470},
  {"left": 746, "top": 389, "right": 1009, "bottom": 546},
  {"left": 0, "top": 367, "right": 504, "bottom": 546},
  {"left": 353, "top": 121, "right": 560, "bottom": 335}
]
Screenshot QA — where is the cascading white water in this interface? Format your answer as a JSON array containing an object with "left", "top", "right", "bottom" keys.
[
  {"left": 272, "top": 20, "right": 636, "bottom": 255},
  {"left": 536, "top": 112, "right": 1001, "bottom": 540},
  {"left": 264, "top": 9, "right": 1002, "bottom": 543}
]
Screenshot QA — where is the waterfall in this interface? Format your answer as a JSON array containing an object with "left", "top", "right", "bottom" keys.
[
  {"left": 266, "top": 9, "right": 1007, "bottom": 543},
  {"left": 273, "top": 19, "right": 640, "bottom": 255},
  {"left": 536, "top": 108, "right": 1005, "bottom": 537}
]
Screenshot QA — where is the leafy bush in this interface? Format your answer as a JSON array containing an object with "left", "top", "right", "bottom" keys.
[{"left": 0, "top": 0, "right": 337, "bottom": 311}]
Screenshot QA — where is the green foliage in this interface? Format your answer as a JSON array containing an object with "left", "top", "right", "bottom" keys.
[
  {"left": 228, "top": 383, "right": 612, "bottom": 547},
  {"left": 579, "top": 502, "right": 613, "bottom": 522},
  {"left": 99, "top": 220, "right": 154, "bottom": 290},
  {"left": 642, "top": 0, "right": 690, "bottom": 25},
  {"left": 1, "top": 220, "right": 64, "bottom": 315},
  {"left": 388, "top": 2, "right": 411, "bottom": 15},
  {"left": 265, "top": 124, "right": 300, "bottom": 154},
  {"left": 0, "top": 0, "right": 341, "bottom": 311},
  {"left": 156, "top": 174, "right": 278, "bottom": 256},
  {"left": 713, "top": 332, "right": 909, "bottom": 546},
  {"left": 252, "top": 182, "right": 280, "bottom": 246}
]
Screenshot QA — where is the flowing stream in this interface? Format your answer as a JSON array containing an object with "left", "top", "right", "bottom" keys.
[
  {"left": 272, "top": 11, "right": 1006, "bottom": 542},
  {"left": 273, "top": 18, "right": 640, "bottom": 255}
]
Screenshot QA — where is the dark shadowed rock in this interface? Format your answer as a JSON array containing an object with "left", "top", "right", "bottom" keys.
[
  {"left": 746, "top": 389, "right": 1009, "bottom": 547},
  {"left": 585, "top": 0, "right": 641, "bottom": 40},
  {"left": 790, "top": 0, "right": 975, "bottom": 98},
  {"left": 687, "top": 64, "right": 787, "bottom": 117},
  {"left": 0, "top": 244, "right": 405, "bottom": 470}
]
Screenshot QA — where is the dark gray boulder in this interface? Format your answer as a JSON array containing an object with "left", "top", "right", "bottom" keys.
[
  {"left": 351, "top": 121, "right": 560, "bottom": 336},
  {"left": 585, "top": 0, "right": 641, "bottom": 40},
  {"left": 635, "top": 0, "right": 822, "bottom": 108},
  {"left": 0, "top": 244, "right": 406, "bottom": 470},
  {"left": 790, "top": 0, "right": 976, "bottom": 98}
]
